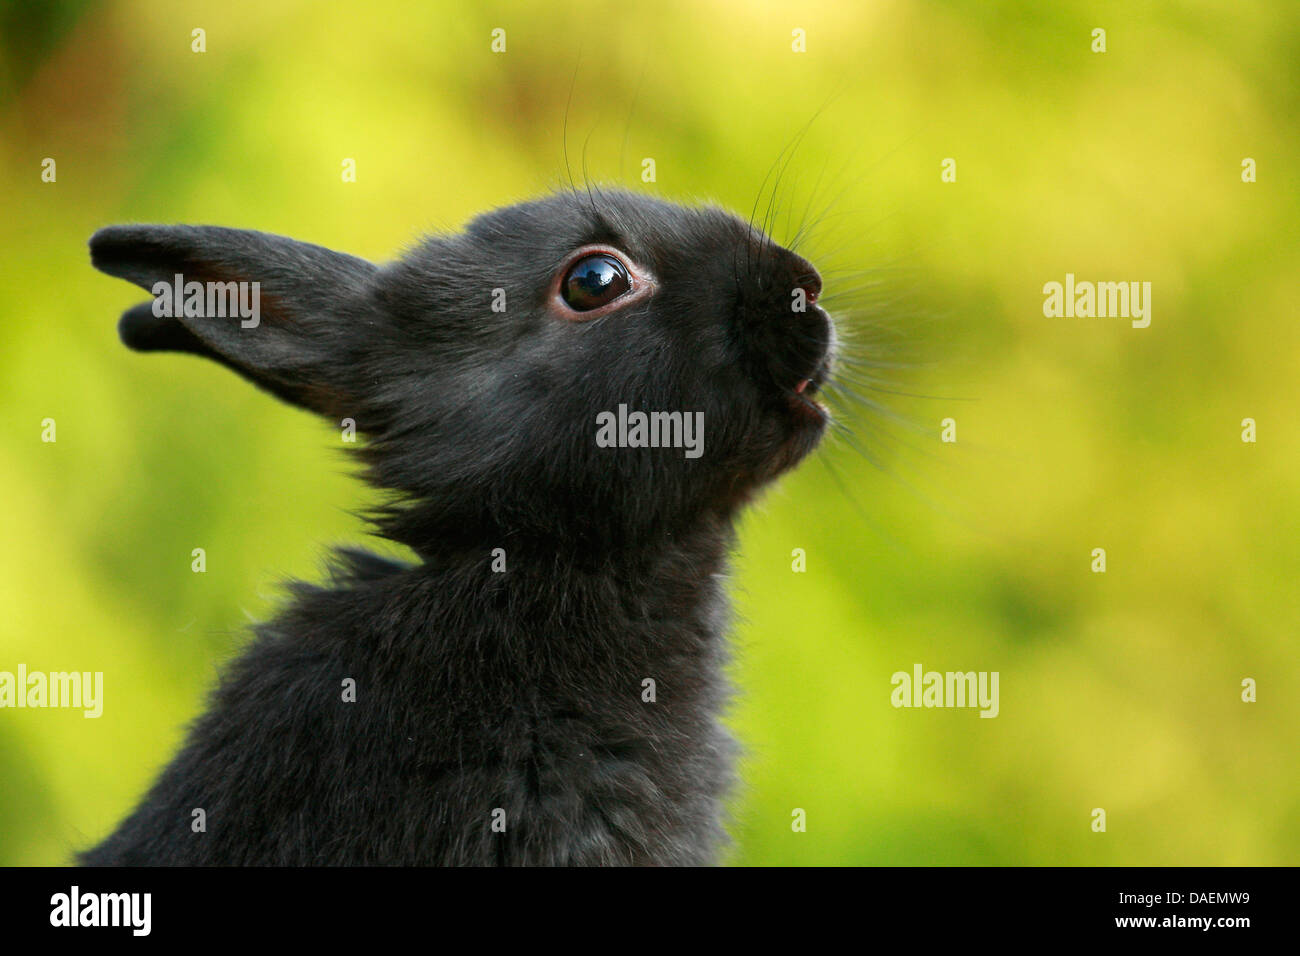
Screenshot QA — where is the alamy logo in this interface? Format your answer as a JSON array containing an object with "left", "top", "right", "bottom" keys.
[
  {"left": 891, "top": 663, "right": 999, "bottom": 718},
  {"left": 151, "top": 273, "right": 261, "bottom": 328},
  {"left": 0, "top": 664, "right": 102, "bottom": 718},
  {"left": 50, "top": 886, "right": 151, "bottom": 936},
  {"left": 1042, "top": 273, "right": 1151, "bottom": 328},
  {"left": 595, "top": 404, "right": 704, "bottom": 459}
]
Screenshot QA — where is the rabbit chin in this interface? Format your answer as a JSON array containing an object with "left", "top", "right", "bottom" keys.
[
  {"left": 744, "top": 397, "right": 831, "bottom": 496},
  {"left": 723, "top": 419, "right": 827, "bottom": 512},
  {"left": 778, "top": 402, "right": 830, "bottom": 469}
]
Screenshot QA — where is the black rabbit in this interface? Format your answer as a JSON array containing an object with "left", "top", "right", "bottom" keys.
[{"left": 82, "top": 187, "right": 835, "bottom": 866}]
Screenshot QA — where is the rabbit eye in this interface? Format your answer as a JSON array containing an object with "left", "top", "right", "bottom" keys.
[{"left": 561, "top": 253, "right": 632, "bottom": 311}]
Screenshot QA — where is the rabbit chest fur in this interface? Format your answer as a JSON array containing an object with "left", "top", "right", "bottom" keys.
[{"left": 82, "top": 529, "right": 737, "bottom": 866}]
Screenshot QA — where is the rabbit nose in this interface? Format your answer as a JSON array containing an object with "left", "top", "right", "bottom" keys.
[{"left": 795, "top": 271, "right": 822, "bottom": 305}]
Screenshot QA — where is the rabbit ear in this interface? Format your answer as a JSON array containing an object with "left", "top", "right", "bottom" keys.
[{"left": 90, "top": 225, "right": 378, "bottom": 414}]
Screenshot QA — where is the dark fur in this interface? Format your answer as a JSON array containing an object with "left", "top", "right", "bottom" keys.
[{"left": 81, "top": 189, "right": 833, "bottom": 865}]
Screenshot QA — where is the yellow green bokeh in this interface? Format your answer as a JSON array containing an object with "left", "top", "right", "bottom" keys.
[{"left": 1, "top": 0, "right": 1296, "bottom": 865}]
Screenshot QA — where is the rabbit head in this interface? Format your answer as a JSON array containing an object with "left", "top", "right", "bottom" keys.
[{"left": 91, "top": 189, "right": 835, "bottom": 551}]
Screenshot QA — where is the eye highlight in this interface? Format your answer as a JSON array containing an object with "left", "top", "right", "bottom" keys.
[{"left": 560, "top": 253, "right": 633, "bottom": 312}]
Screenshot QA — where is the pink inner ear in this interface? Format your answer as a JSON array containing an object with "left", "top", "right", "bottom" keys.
[{"left": 795, "top": 379, "right": 809, "bottom": 394}]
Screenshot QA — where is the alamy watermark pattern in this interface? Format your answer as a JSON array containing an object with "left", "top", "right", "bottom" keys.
[
  {"left": 595, "top": 404, "right": 704, "bottom": 459},
  {"left": 151, "top": 273, "right": 261, "bottom": 328},
  {"left": 0, "top": 665, "right": 102, "bottom": 718},
  {"left": 891, "top": 663, "right": 999, "bottom": 718}
]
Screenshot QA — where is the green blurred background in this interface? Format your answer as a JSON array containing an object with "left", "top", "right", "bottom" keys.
[{"left": 2, "top": 0, "right": 1296, "bottom": 866}]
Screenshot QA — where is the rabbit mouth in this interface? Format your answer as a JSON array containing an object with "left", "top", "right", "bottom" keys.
[
  {"left": 794, "top": 363, "right": 828, "bottom": 398},
  {"left": 757, "top": 357, "right": 832, "bottom": 483},
  {"left": 788, "top": 357, "right": 832, "bottom": 420},
  {"left": 784, "top": 306, "right": 836, "bottom": 421}
]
